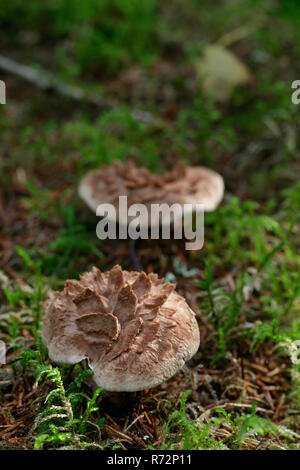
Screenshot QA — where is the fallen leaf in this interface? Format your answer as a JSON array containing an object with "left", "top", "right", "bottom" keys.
[{"left": 196, "top": 44, "right": 252, "bottom": 101}]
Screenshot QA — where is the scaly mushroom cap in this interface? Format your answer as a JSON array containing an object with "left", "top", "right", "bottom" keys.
[
  {"left": 79, "top": 161, "right": 224, "bottom": 217},
  {"left": 43, "top": 265, "right": 200, "bottom": 391},
  {"left": 167, "top": 166, "right": 224, "bottom": 212}
]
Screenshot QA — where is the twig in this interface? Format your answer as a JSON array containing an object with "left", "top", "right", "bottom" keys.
[
  {"left": 124, "top": 414, "right": 144, "bottom": 433},
  {"left": 216, "top": 18, "right": 264, "bottom": 47},
  {"left": 128, "top": 239, "right": 142, "bottom": 272},
  {"left": 0, "top": 54, "right": 153, "bottom": 123},
  {"left": 0, "top": 54, "right": 107, "bottom": 107},
  {"left": 201, "top": 402, "right": 274, "bottom": 420},
  {"left": 103, "top": 424, "right": 133, "bottom": 444}
]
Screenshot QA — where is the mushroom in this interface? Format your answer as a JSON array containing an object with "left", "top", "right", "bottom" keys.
[
  {"left": 78, "top": 161, "right": 224, "bottom": 266},
  {"left": 42, "top": 265, "right": 200, "bottom": 392}
]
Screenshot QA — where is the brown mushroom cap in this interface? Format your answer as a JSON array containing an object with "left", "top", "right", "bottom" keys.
[
  {"left": 0, "top": 340, "right": 6, "bottom": 365},
  {"left": 167, "top": 166, "right": 224, "bottom": 212},
  {"left": 42, "top": 265, "right": 200, "bottom": 391},
  {"left": 78, "top": 161, "right": 224, "bottom": 219}
]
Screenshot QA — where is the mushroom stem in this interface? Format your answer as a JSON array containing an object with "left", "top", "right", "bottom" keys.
[{"left": 128, "top": 239, "right": 142, "bottom": 272}]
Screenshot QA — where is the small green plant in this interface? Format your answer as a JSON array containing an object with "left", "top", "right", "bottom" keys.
[
  {"left": 27, "top": 359, "right": 105, "bottom": 449},
  {"left": 195, "top": 263, "right": 244, "bottom": 363},
  {"left": 234, "top": 403, "right": 296, "bottom": 447},
  {"left": 161, "top": 391, "right": 228, "bottom": 450}
]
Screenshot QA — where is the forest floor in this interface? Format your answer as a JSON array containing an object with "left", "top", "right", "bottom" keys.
[{"left": 0, "top": 0, "right": 299, "bottom": 450}]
